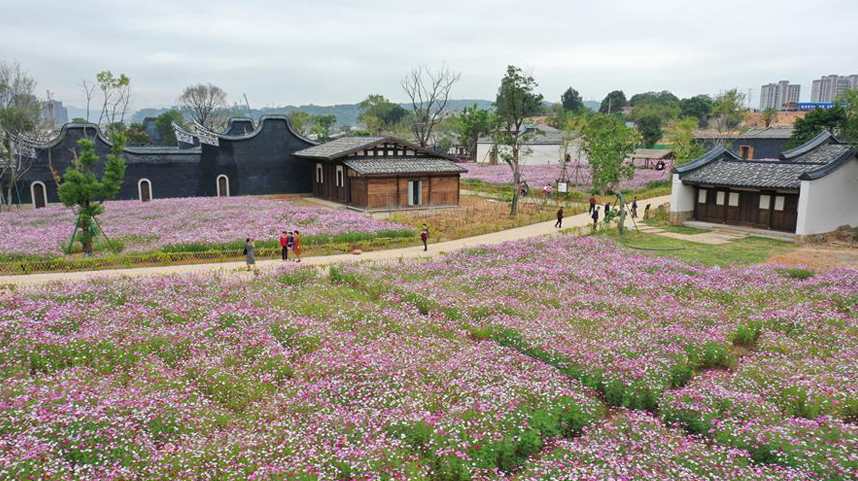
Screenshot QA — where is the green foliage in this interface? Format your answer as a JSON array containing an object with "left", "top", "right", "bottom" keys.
[
  {"left": 836, "top": 89, "right": 858, "bottom": 143},
  {"left": 329, "top": 265, "right": 360, "bottom": 285},
  {"left": 667, "top": 116, "right": 706, "bottom": 165},
  {"left": 629, "top": 90, "right": 678, "bottom": 108},
  {"left": 493, "top": 65, "right": 544, "bottom": 214},
  {"left": 454, "top": 104, "right": 493, "bottom": 160},
  {"left": 679, "top": 95, "right": 713, "bottom": 127},
  {"left": 635, "top": 115, "right": 663, "bottom": 148},
  {"left": 358, "top": 94, "right": 409, "bottom": 134},
  {"left": 311, "top": 114, "right": 337, "bottom": 141},
  {"left": 599, "top": 90, "right": 627, "bottom": 114},
  {"left": 761, "top": 107, "right": 779, "bottom": 128},
  {"left": 780, "top": 267, "right": 815, "bottom": 280},
  {"left": 710, "top": 89, "right": 747, "bottom": 132},
  {"left": 57, "top": 132, "right": 128, "bottom": 254},
  {"left": 580, "top": 114, "right": 641, "bottom": 193},
  {"left": 787, "top": 106, "right": 847, "bottom": 148},
  {"left": 155, "top": 109, "right": 185, "bottom": 146},
  {"left": 288, "top": 110, "right": 313, "bottom": 136},
  {"left": 561, "top": 87, "right": 583, "bottom": 111},
  {"left": 124, "top": 123, "right": 151, "bottom": 146},
  {"left": 277, "top": 268, "right": 317, "bottom": 286}
]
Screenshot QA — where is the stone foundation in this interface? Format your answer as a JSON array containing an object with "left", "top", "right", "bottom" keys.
[{"left": 669, "top": 211, "right": 692, "bottom": 225}]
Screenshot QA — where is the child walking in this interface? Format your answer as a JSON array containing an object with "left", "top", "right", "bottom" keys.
[{"left": 420, "top": 224, "right": 429, "bottom": 251}]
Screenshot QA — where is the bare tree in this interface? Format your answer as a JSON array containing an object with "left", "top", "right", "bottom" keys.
[
  {"left": 93, "top": 71, "right": 131, "bottom": 131},
  {"left": 81, "top": 79, "right": 96, "bottom": 124},
  {"left": 401, "top": 63, "right": 461, "bottom": 147},
  {"left": 0, "top": 60, "right": 42, "bottom": 210},
  {"left": 179, "top": 83, "right": 228, "bottom": 130}
]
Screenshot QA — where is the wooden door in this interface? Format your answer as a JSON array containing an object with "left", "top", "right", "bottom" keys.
[
  {"left": 737, "top": 191, "right": 759, "bottom": 227},
  {"left": 218, "top": 177, "right": 228, "bottom": 197},
  {"left": 140, "top": 181, "right": 151, "bottom": 202},
  {"left": 33, "top": 183, "right": 46, "bottom": 208},
  {"left": 770, "top": 194, "right": 799, "bottom": 232}
]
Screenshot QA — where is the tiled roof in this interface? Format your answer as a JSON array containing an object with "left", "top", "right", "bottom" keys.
[
  {"left": 343, "top": 157, "right": 468, "bottom": 175},
  {"left": 631, "top": 148, "right": 673, "bottom": 159},
  {"left": 788, "top": 143, "right": 854, "bottom": 163},
  {"left": 680, "top": 159, "right": 821, "bottom": 190},
  {"left": 477, "top": 124, "right": 565, "bottom": 145},
  {"left": 694, "top": 127, "right": 794, "bottom": 140},
  {"left": 293, "top": 136, "right": 387, "bottom": 159}
]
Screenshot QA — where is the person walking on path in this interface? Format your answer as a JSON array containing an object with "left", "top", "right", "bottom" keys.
[
  {"left": 244, "top": 238, "right": 255, "bottom": 270},
  {"left": 589, "top": 194, "right": 597, "bottom": 214},
  {"left": 279, "top": 231, "right": 289, "bottom": 261},
  {"left": 555, "top": 207, "right": 564, "bottom": 229},
  {"left": 591, "top": 206, "right": 600, "bottom": 230},
  {"left": 631, "top": 197, "right": 638, "bottom": 219},
  {"left": 420, "top": 224, "right": 430, "bottom": 251},
  {"left": 292, "top": 231, "right": 302, "bottom": 262},
  {"left": 604, "top": 202, "right": 611, "bottom": 216}
]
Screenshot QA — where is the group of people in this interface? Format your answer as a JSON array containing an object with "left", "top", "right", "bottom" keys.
[
  {"left": 242, "top": 231, "right": 303, "bottom": 269},
  {"left": 588, "top": 195, "right": 639, "bottom": 229}
]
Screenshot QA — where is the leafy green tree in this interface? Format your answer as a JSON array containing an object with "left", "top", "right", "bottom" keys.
[
  {"left": 561, "top": 87, "right": 583, "bottom": 112},
  {"left": 835, "top": 89, "right": 858, "bottom": 143},
  {"left": 679, "top": 95, "right": 713, "bottom": 127},
  {"left": 599, "top": 90, "right": 627, "bottom": 114},
  {"left": 667, "top": 116, "right": 705, "bottom": 166},
  {"left": 71, "top": 117, "right": 87, "bottom": 124},
  {"left": 760, "top": 108, "right": 778, "bottom": 128},
  {"left": 494, "top": 65, "right": 544, "bottom": 215},
  {"left": 358, "top": 94, "right": 408, "bottom": 135},
  {"left": 0, "top": 60, "right": 42, "bottom": 210},
  {"left": 710, "top": 89, "right": 747, "bottom": 135},
  {"left": 311, "top": 114, "right": 337, "bottom": 142},
  {"left": 58, "top": 133, "right": 127, "bottom": 255},
  {"left": 581, "top": 114, "right": 641, "bottom": 194},
  {"left": 288, "top": 111, "right": 313, "bottom": 137},
  {"left": 154, "top": 109, "right": 185, "bottom": 146},
  {"left": 636, "top": 115, "right": 663, "bottom": 148},
  {"left": 455, "top": 104, "right": 493, "bottom": 160},
  {"left": 629, "top": 91, "right": 678, "bottom": 108},
  {"left": 786, "top": 106, "right": 847, "bottom": 148}
]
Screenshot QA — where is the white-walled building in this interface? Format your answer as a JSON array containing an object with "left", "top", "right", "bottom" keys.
[
  {"left": 475, "top": 124, "right": 588, "bottom": 166},
  {"left": 670, "top": 132, "right": 858, "bottom": 240}
]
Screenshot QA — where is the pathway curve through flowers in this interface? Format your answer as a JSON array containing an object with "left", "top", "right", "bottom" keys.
[{"left": 0, "top": 195, "right": 672, "bottom": 288}]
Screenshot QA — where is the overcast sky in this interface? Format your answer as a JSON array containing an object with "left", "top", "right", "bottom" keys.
[{"left": 1, "top": 0, "right": 856, "bottom": 109}]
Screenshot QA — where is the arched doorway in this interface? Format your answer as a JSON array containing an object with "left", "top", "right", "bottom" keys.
[
  {"left": 217, "top": 175, "right": 230, "bottom": 197},
  {"left": 138, "top": 179, "right": 152, "bottom": 202},
  {"left": 31, "top": 181, "right": 47, "bottom": 209}
]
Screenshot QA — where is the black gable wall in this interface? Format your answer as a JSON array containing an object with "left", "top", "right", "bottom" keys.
[{"left": 16, "top": 116, "right": 316, "bottom": 205}]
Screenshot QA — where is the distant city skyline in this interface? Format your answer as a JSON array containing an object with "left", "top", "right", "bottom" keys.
[{"left": 2, "top": 0, "right": 857, "bottom": 111}]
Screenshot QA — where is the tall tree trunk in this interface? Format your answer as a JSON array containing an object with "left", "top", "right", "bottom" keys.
[{"left": 510, "top": 157, "right": 520, "bottom": 216}]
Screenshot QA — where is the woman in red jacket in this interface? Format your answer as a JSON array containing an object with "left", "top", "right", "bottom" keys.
[{"left": 279, "top": 231, "right": 289, "bottom": 261}]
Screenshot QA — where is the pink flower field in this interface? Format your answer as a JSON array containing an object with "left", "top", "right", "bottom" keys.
[
  {"left": 1, "top": 235, "right": 856, "bottom": 479},
  {"left": 0, "top": 196, "right": 411, "bottom": 257},
  {"left": 461, "top": 163, "right": 670, "bottom": 191}
]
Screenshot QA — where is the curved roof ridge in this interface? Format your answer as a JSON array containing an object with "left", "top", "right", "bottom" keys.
[
  {"left": 798, "top": 146, "right": 858, "bottom": 181},
  {"left": 672, "top": 145, "right": 741, "bottom": 174},
  {"left": 214, "top": 115, "right": 317, "bottom": 146},
  {"left": 780, "top": 131, "right": 834, "bottom": 159},
  {"left": 34, "top": 122, "right": 200, "bottom": 155}
]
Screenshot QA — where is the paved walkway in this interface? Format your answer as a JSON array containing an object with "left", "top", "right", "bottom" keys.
[
  {"left": 635, "top": 224, "right": 745, "bottom": 245},
  {"left": 0, "top": 195, "right": 672, "bottom": 288}
]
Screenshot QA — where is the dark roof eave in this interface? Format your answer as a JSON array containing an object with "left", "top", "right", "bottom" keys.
[
  {"left": 672, "top": 146, "right": 741, "bottom": 174},
  {"left": 779, "top": 131, "right": 835, "bottom": 159},
  {"left": 798, "top": 148, "right": 857, "bottom": 181},
  {"left": 355, "top": 171, "right": 465, "bottom": 177},
  {"left": 681, "top": 180, "right": 800, "bottom": 191}
]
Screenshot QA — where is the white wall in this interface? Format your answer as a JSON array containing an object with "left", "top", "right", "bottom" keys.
[
  {"left": 796, "top": 158, "right": 858, "bottom": 236},
  {"left": 475, "top": 142, "right": 588, "bottom": 165},
  {"left": 670, "top": 174, "right": 696, "bottom": 214}
]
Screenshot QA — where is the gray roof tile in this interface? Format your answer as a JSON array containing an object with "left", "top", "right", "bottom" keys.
[
  {"left": 293, "top": 136, "right": 388, "bottom": 159},
  {"left": 786, "top": 143, "right": 852, "bottom": 163},
  {"left": 343, "top": 157, "right": 468, "bottom": 175},
  {"left": 680, "top": 160, "right": 822, "bottom": 189}
]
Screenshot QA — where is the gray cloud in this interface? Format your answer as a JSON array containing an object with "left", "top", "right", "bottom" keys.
[{"left": 1, "top": 0, "right": 855, "bottom": 109}]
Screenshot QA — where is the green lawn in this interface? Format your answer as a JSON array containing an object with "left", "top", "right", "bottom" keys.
[{"left": 598, "top": 230, "right": 796, "bottom": 267}]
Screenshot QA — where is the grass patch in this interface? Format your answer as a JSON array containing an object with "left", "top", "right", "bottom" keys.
[{"left": 602, "top": 231, "right": 795, "bottom": 267}]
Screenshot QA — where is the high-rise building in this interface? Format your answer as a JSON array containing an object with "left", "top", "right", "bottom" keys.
[
  {"left": 760, "top": 81, "right": 801, "bottom": 110},
  {"left": 41, "top": 99, "right": 68, "bottom": 125},
  {"left": 810, "top": 74, "right": 858, "bottom": 103}
]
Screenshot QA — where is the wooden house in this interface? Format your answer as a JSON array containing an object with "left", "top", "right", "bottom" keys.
[
  {"left": 670, "top": 132, "right": 858, "bottom": 239},
  {"left": 293, "top": 136, "right": 467, "bottom": 211}
]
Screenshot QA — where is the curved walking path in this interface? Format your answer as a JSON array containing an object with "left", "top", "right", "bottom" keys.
[{"left": 0, "top": 195, "right": 671, "bottom": 288}]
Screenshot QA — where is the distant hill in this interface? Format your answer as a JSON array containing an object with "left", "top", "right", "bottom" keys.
[
  {"left": 119, "top": 99, "right": 496, "bottom": 128},
  {"left": 71, "top": 98, "right": 593, "bottom": 128}
]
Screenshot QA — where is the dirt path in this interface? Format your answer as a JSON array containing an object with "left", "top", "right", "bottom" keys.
[
  {"left": 767, "top": 245, "right": 858, "bottom": 270},
  {"left": 0, "top": 195, "right": 673, "bottom": 288}
]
